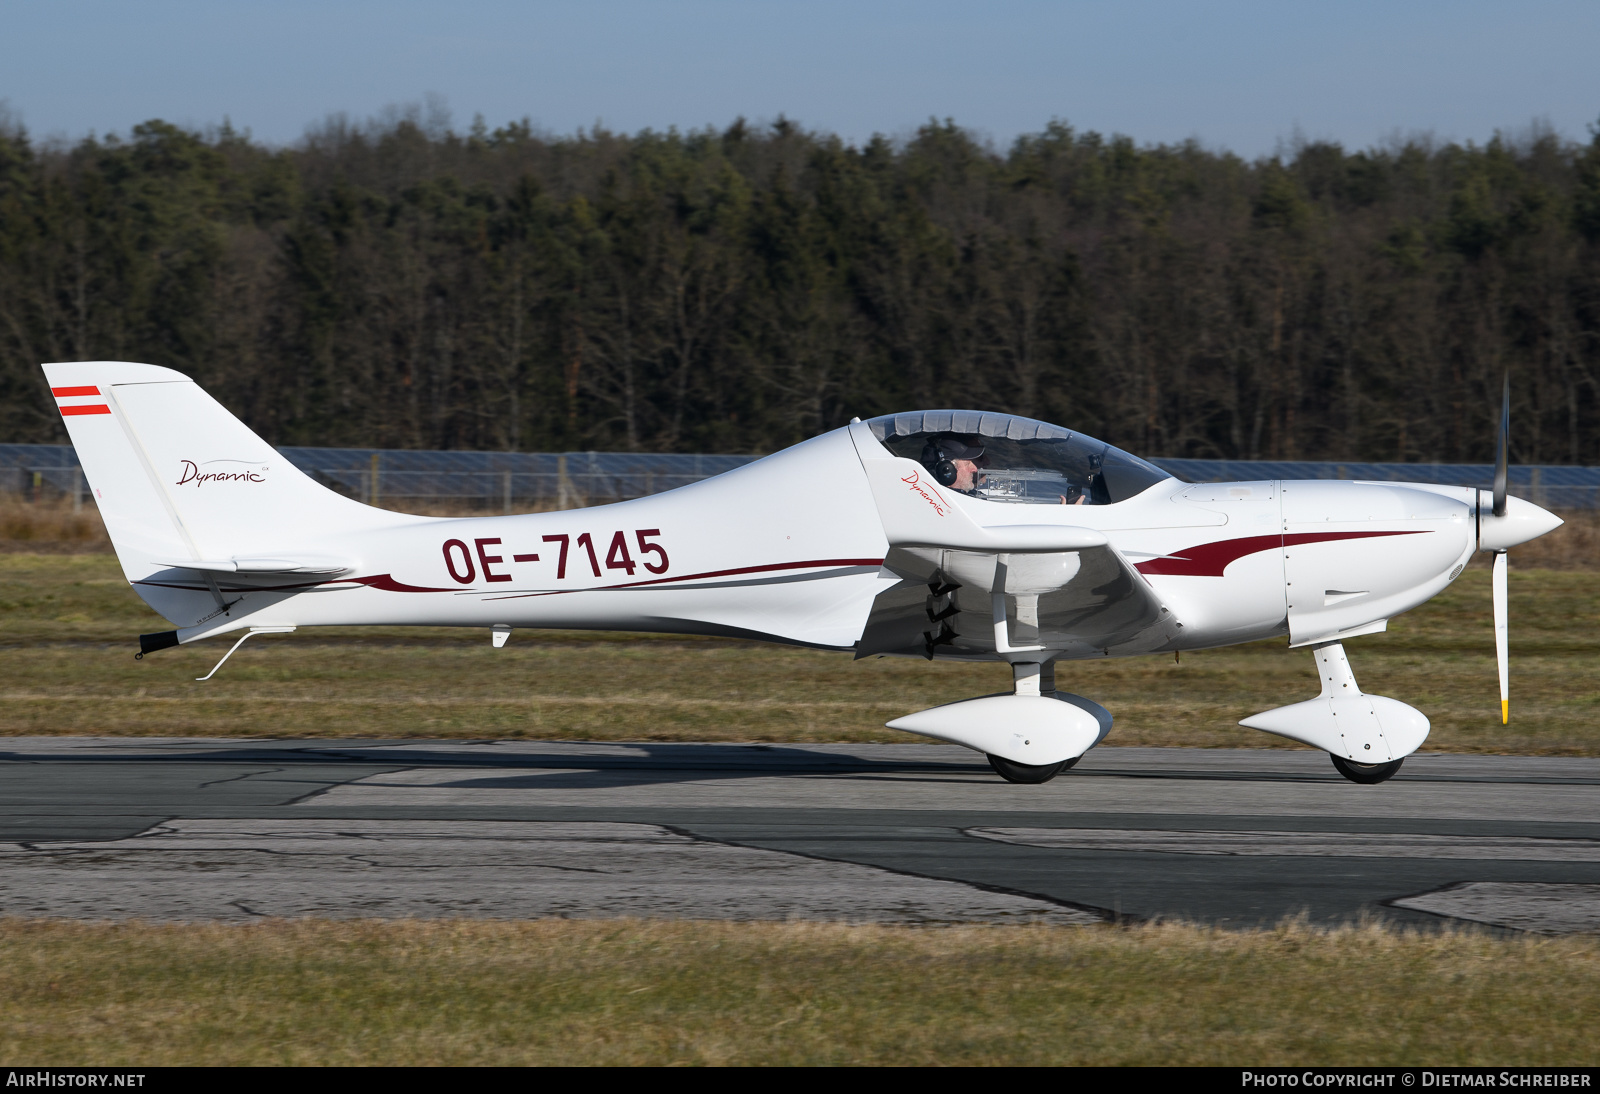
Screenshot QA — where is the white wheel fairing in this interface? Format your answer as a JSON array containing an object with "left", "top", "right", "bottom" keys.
[
  {"left": 1241, "top": 695, "right": 1431, "bottom": 763},
  {"left": 888, "top": 692, "right": 1112, "bottom": 765}
]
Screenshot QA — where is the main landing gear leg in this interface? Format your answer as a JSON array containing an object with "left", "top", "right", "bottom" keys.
[{"left": 985, "top": 661, "right": 1078, "bottom": 785}]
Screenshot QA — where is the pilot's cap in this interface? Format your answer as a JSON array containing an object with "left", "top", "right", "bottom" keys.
[{"left": 932, "top": 435, "right": 985, "bottom": 460}]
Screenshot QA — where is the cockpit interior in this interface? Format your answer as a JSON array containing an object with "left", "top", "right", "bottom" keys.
[{"left": 866, "top": 410, "right": 1172, "bottom": 505}]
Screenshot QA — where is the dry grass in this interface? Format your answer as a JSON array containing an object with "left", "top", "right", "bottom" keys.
[
  {"left": 0, "top": 918, "right": 1595, "bottom": 1066},
  {"left": 0, "top": 494, "right": 568, "bottom": 554},
  {"left": 0, "top": 497, "right": 111, "bottom": 553},
  {"left": 1513, "top": 508, "right": 1600, "bottom": 569},
  {"left": 1, "top": 552, "right": 1597, "bottom": 751}
]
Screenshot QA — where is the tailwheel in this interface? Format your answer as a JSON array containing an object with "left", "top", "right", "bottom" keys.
[
  {"left": 1330, "top": 754, "right": 1404, "bottom": 785},
  {"left": 986, "top": 753, "right": 1076, "bottom": 784}
]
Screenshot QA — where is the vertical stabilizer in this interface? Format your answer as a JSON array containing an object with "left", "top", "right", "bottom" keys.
[{"left": 42, "top": 361, "right": 396, "bottom": 594}]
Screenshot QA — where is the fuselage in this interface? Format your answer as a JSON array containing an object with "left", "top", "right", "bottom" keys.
[{"left": 125, "top": 421, "right": 1555, "bottom": 660}]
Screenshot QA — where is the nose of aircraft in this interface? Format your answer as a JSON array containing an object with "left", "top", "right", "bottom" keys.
[{"left": 1479, "top": 495, "right": 1564, "bottom": 552}]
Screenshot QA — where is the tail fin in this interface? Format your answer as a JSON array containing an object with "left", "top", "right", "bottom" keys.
[{"left": 42, "top": 361, "right": 391, "bottom": 591}]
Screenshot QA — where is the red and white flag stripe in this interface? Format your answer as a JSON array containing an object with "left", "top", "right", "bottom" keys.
[{"left": 51, "top": 385, "right": 111, "bottom": 416}]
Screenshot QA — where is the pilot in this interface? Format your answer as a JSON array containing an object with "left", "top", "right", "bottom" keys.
[
  {"left": 920, "top": 435, "right": 986, "bottom": 492},
  {"left": 920, "top": 433, "right": 1086, "bottom": 504}
]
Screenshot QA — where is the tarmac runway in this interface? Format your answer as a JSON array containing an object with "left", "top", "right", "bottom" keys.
[{"left": 2, "top": 738, "right": 1598, "bottom": 932}]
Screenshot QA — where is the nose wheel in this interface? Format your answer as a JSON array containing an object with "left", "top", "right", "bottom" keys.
[
  {"left": 1330, "top": 754, "right": 1404, "bottom": 784},
  {"left": 986, "top": 753, "right": 1079, "bottom": 784}
]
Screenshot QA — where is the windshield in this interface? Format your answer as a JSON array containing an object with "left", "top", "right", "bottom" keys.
[{"left": 866, "top": 410, "right": 1171, "bottom": 505}]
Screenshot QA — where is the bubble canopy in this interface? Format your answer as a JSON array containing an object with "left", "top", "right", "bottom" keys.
[{"left": 865, "top": 410, "right": 1173, "bottom": 505}]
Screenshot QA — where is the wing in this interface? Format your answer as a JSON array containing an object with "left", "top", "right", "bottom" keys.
[{"left": 855, "top": 544, "right": 1179, "bottom": 659}]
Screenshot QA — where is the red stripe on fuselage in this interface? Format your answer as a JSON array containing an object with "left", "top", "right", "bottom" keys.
[
  {"left": 60, "top": 404, "right": 111, "bottom": 416},
  {"left": 483, "top": 558, "right": 886, "bottom": 600},
  {"left": 347, "top": 574, "right": 455, "bottom": 593},
  {"left": 349, "top": 559, "right": 884, "bottom": 597},
  {"left": 51, "top": 386, "right": 100, "bottom": 397},
  {"left": 1135, "top": 530, "right": 1430, "bottom": 577}
]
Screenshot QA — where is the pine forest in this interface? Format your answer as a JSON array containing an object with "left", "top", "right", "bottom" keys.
[{"left": 3, "top": 109, "right": 1600, "bottom": 464}]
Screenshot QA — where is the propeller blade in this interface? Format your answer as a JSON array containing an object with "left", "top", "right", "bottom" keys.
[
  {"left": 1493, "top": 549, "right": 1509, "bottom": 724},
  {"left": 1493, "top": 373, "right": 1510, "bottom": 518}
]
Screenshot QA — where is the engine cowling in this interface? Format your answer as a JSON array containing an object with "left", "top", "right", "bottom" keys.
[{"left": 1281, "top": 481, "right": 1475, "bottom": 648}]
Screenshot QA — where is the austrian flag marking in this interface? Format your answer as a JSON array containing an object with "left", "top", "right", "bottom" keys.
[{"left": 52, "top": 385, "right": 111, "bottom": 416}]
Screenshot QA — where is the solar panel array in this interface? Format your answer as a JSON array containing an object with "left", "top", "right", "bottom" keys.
[
  {"left": 4, "top": 443, "right": 1600, "bottom": 510},
  {"left": 1151, "top": 458, "right": 1600, "bottom": 510},
  {"left": 0, "top": 444, "right": 759, "bottom": 511}
]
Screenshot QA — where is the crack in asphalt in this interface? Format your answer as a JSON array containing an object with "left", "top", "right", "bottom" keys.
[
  {"left": 659, "top": 823, "right": 1120, "bottom": 924},
  {"left": 196, "top": 769, "right": 278, "bottom": 790}
]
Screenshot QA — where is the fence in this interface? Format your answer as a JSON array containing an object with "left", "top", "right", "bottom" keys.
[
  {"left": 0, "top": 444, "right": 760, "bottom": 512},
  {"left": 5, "top": 442, "right": 1600, "bottom": 510},
  {"left": 1151, "top": 458, "right": 1600, "bottom": 510}
]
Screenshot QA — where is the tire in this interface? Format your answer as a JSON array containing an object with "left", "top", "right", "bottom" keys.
[
  {"left": 1330, "top": 754, "right": 1405, "bottom": 785},
  {"left": 986, "top": 753, "right": 1071, "bottom": 784}
]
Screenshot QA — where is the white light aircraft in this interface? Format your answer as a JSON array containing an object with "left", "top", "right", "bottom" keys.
[{"left": 44, "top": 362, "right": 1562, "bottom": 785}]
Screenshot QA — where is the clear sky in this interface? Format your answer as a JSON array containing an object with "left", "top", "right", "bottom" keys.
[{"left": 2, "top": 0, "right": 1597, "bottom": 157}]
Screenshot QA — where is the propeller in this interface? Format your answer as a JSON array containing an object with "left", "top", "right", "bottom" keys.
[
  {"left": 1493, "top": 548, "right": 1508, "bottom": 724},
  {"left": 1492, "top": 373, "right": 1510, "bottom": 724},
  {"left": 1493, "top": 374, "right": 1509, "bottom": 518}
]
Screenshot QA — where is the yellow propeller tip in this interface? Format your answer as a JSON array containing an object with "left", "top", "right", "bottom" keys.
[{"left": 1501, "top": 700, "right": 1509, "bottom": 725}]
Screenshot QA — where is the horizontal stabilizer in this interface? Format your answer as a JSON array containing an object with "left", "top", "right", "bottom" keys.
[
  {"left": 157, "top": 558, "right": 353, "bottom": 575},
  {"left": 888, "top": 692, "right": 1112, "bottom": 765}
]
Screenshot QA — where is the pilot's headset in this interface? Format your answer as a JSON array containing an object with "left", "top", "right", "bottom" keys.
[{"left": 919, "top": 436, "right": 984, "bottom": 487}]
